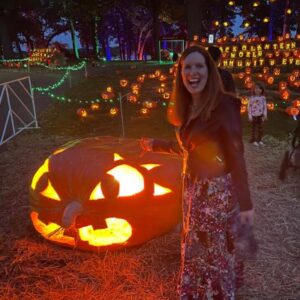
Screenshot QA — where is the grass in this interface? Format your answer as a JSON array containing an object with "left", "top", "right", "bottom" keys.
[{"left": 40, "top": 61, "right": 299, "bottom": 140}]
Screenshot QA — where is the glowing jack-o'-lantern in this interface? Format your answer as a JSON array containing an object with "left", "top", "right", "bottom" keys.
[
  {"left": 143, "top": 100, "right": 157, "bottom": 109},
  {"left": 127, "top": 93, "right": 138, "bottom": 103},
  {"left": 293, "top": 80, "right": 300, "bottom": 88},
  {"left": 137, "top": 75, "right": 145, "bottom": 83},
  {"left": 245, "top": 67, "right": 251, "bottom": 75},
  {"left": 163, "top": 92, "right": 171, "bottom": 100},
  {"left": 273, "top": 68, "right": 281, "bottom": 76},
  {"left": 238, "top": 72, "right": 245, "bottom": 79},
  {"left": 76, "top": 108, "right": 88, "bottom": 118},
  {"left": 266, "top": 76, "right": 274, "bottom": 85},
  {"left": 159, "top": 74, "right": 167, "bottom": 82},
  {"left": 90, "top": 103, "right": 100, "bottom": 111},
  {"left": 29, "top": 137, "right": 181, "bottom": 252},
  {"left": 139, "top": 107, "right": 150, "bottom": 116},
  {"left": 292, "top": 99, "right": 300, "bottom": 108},
  {"left": 280, "top": 89, "right": 291, "bottom": 101},
  {"left": 240, "top": 96, "right": 249, "bottom": 106},
  {"left": 154, "top": 70, "right": 161, "bottom": 77},
  {"left": 101, "top": 91, "right": 115, "bottom": 100},
  {"left": 120, "top": 79, "right": 129, "bottom": 87},
  {"left": 278, "top": 81, "right": 287, "bottom": 91},
  {"left": 240, "top": 105, "right": 247, "bottom": 114},
  {"left": 286, "top": 106, "right": 299, "bottom": 117},
  {"left": 267, "top": 102, "right": 275, "bottom": 110},
  {"left": 292, "top": 70, "right": 299, "bottom": 77},
  {"left": 109, "top": 107, "right": 119, "bottom": 116},
  {"left": 288, "top": 75, "right": 296, "bottom": 83}
]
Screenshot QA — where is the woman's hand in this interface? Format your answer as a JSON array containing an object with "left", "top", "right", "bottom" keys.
[
  {"left": 239, "top": 209, "right": 254, "bottom": 226},
  {"left": 140, "top": 137, "right": 154, "bottom": 152}
]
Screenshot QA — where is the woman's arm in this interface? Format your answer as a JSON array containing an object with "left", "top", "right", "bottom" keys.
[
  {"left": 220, "top": 99, "right": 253, "bottom": 213},
  {"left": 140, "top": 137, "right": 182, "bottom": 155}
]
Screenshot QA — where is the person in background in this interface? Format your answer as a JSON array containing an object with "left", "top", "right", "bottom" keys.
[
  {"left": 141, "top": 45, "right": 256, "bottom": 299},
  {"left": 248, "top": 83, "right": 267, "bottom": 146},
  {"left": 208, "top": 46, "right": 241, "bottom": 114},
  {"left": 173, "top": 52, "right": 179, "bottom": 63}
]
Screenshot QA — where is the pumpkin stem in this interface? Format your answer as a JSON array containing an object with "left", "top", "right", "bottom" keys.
[{"left": 62, "top": 201, "right": 83, "bottom": 228}]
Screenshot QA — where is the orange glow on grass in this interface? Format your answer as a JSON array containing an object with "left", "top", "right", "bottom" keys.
[{"left": 78, "top": 218, "right": 132, "bottom": 246}]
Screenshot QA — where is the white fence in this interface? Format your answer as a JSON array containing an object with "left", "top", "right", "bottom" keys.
[{"left": 0, "top": 77, "right": 38, "bottom": 146}]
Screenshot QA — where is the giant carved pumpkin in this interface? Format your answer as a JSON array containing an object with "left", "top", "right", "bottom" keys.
[{"left": 29, "top": 137, "right": 182, "bottom": 252}]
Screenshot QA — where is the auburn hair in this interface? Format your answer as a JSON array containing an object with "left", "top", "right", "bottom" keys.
[{"left": 168, "top": 45, "right": 224, "bottom": 126}]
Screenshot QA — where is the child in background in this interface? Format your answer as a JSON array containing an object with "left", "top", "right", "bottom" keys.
[{"left": 248, "top": 83, "right": 267, "bottom": 146}]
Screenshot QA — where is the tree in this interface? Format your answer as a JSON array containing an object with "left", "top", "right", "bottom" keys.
[
  {"left": 236, "top": 0, "right": 299, "bottom": 39},
  {"left": 185, "top": 0, "right": 237, "bottom": 42}
]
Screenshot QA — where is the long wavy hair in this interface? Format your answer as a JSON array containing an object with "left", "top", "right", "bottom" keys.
[{"left": 168, "top": 45, "right": 224, "bottom": 126}]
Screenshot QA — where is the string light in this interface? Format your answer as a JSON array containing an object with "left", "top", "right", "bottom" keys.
[
  {"left": 263, "top": 17, "right": 270, "bottom": 23},
  {"left": 33, "top": 70, "right": 70, "bottom": 92},
  {"left": 0, "top": 58, "right": 29, "bottom": 63}
]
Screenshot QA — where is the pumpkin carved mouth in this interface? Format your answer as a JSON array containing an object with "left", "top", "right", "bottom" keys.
[{"left": 31, "top": 211, "right": 132, "bottom": 247}]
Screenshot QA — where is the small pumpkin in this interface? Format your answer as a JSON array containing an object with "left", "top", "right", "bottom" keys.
[
  {"left": 280, "top": 89, "right": 291, "bottom": 101},
  {"left": 120, "top": 79, "right": 129, "bottom": 87},
  {"left": 285, "top": 106, "right": 299, "bottom": 117},
  {"left": 29, "top": 137, "right": 181, "bottom": 252},
  {"left": 267, "top": 102, "right": 275, "bottom": 110},
  {"left": 76, "top": 108, "right": 88, "bottom": 118},
  {"left": 266, "top": 76, "right": 274, "bottom": 85}
]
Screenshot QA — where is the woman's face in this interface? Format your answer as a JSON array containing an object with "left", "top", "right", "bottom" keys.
[{"left": 181, "top": 51, "right": 208, "bottom": 97}]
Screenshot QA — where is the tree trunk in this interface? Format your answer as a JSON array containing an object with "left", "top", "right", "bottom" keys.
[
  {"left": 99, "top": 36, "right": 106, "bottom": 58},
  {"left": 91, "top": 16, "right": 100, "bottom": 59},
  {"left": 15, "top": 38, "right": 22, "bottom": 57},
  {"left": 139, "top": 29, "right": 152, "bottom": 60},
  {"left": 150, "top": 0, "right": 160, "bottom": 60},
  {"left": 69, "top": 19, "right": 80, "bottom": 59},
  {"left": 296, "top": 6, "right": 300, "bottom": 34},
  {"left": 186, "top": 0, "right": 204, "bottom": 41},
  {"left": 85, "top": 41, "right": 90, "bottom": 57},
  {"left": 0, "top": 13, "right": 14, "bottom": 58}
]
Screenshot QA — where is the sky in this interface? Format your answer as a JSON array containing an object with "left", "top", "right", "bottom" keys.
[{"left": 52, "top": 16, "right": 245, "bottom": 49}]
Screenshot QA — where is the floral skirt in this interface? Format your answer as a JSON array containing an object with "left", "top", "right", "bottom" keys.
[{"left": 178, "top": 173, "right": 242, "bottom": 300}]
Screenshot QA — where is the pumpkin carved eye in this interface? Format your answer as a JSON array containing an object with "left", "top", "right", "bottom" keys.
[
  {"left": 89, "top": 183, "right": 105, "bottom": 200},
  {"left": 31, "top": 159, "right": 49, "bottom": 190},
  {"left": 31, "top": 158, "right": 61, "bottom": 201},
  {"left": 107, "top": 164, "right": 144, "bottom": 197},
  {"left": 40, "top": 180, "right": 61, "bottom": 201}
]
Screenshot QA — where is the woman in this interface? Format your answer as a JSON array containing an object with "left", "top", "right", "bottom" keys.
[{"left": 141, "top": 46, "right": 254, "bottom": 299}]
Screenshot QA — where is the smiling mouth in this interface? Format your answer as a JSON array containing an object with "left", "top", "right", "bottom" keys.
[{"left": 188, "top": 78, "right": 200, "bottom": 88}]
